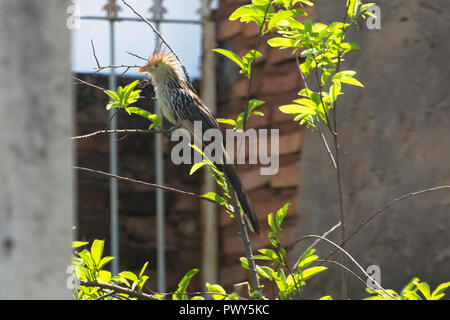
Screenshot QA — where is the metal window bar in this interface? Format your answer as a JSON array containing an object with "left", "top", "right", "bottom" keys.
[{"left": 76, "top": 0, "right": 218, "bottom": 294}]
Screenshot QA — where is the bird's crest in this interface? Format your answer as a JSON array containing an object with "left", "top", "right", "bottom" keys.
[{"left": 146, "top": 45, "right": 183, "bottom": 77}]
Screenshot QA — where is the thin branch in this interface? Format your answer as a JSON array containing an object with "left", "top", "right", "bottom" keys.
[
  {"left": 295, "top": 54, "right": 337, "bottom": 169},
  {"left": 226, "top": 179, "right": 260, "bottom": 294},
  {"left": 121, "top": 0, "right": 191, "bottom": 83},
  {"left": 324, "top": 185, "right": 450, "bottom": 261},
  {"left": 126, "top": 50, "right": 148, "bottom": 61},
  {"left": 328, "top": 3, "right": 351, "bottom": 300},
  {"left": 94, "top": 64, "right": 141, "bottom": 73},
  {"left": 80, "top": 280, "right": 157, "bottom": 300},
  {"left": 304, "top": 221, "right": 342, "bottom": 253},
  {"left": 241, "top": 2, "right": 272, "bottom": 131},
  {"left": 94, "top": 290, "right": 116, "bottom": 300},
  {"left": 74, "top": 166, "right": 232, "bottom": 215},
  {"left": 72, "top": 76, "right": 107, "bottom": 92},
  {"left": 315, "top": 259, "right": 367, "bottom": 289},
  {"left": 90, "top": 39, "right": 101, "bottom": 68},
  {"left": 289, "top": 235, "right": 397, "bottom": 299},
  {"left": 71, "top": 128, "right": 159, "bottom": 140},
  {"left": 147, "top": 289, "right": 248, "bottom": 300}
]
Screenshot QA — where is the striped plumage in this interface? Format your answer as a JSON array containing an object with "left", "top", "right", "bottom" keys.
[{"left": 139, "top": 50, "right": 260, "bottom": 234}]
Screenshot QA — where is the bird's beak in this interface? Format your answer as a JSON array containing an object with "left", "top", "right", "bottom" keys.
[{"left": 138, "top": 65, "right": 147, "bottom": 73}]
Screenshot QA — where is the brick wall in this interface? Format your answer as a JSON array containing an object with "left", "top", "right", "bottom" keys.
[{"left": 213, "top": 1, "right": 308, "bottom": 290}]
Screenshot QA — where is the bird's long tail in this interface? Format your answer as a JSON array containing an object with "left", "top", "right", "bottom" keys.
[{"left": 223, "top": 163, "right": 260, "bottom": 234}]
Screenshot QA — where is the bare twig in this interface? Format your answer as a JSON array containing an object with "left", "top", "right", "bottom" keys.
[
  {"left": 74, "top": 166, "right": 232, "bottom": 215},
  {"left": 295, "top": 54, "right": 337, "bottom": 169},
  {"left": 304, "top": 221, "right": 342, "bottom": 253},
  {"left": 90, "top": 39, "right": 101, "bottom": 68},
  {"left": 80, "top": 280, "right": 157, "bottom": 300},
  {"left": 94, "top": 290, "right": 116, "bottom": 300},
  {"left": 315, "top": 259, "right": 367, "bottom": 289},
  {"left": 94, "top": 64, "right": 141, "bottom": 73},
  {"left": 71, "top": 128, "right": 159, "bottom": 140},
  {"left": 289, "top": 235, "right": 397, "bottom": 299},
  {"left": 241, "top": 2, "right": 272, "bottom": 131},
  {"left": 126, "top": 50, "right": 148, "bottom": 61},
  {"left": 121, "top": 0, "right": 191, "bottom": 83},
  {"left": 226, "top": 179, "right": 260, "bottom": 294},
  {"left": 72, "top": 76, "right": 107, "bottom": 92},
  {"left": 328, "top": 4, "right": 350, "bottom": 300},
  {"left": 324, "top": 185, "right": 450, "bottom": 261}
]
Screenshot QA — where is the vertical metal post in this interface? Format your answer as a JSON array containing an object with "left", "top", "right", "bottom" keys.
[
  {"left": 199, "top": 0, "right": 218, "bottom": 284},
  {"left": 104, "top": 0, "right": 120, "bottom": 276},
  {"left": 151, "top": 0, "right": 166, "bottom": 294}
]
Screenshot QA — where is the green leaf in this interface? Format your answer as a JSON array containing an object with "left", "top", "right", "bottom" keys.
[
  {"left": 319, "top": 295, "right": 333, "bottom": 300},
  {"left": 190, "top": 161, "right": 207, "bottom": 175},
  {"left": 251, "top": 254, "right": 274, "bottom": 261},
  {"left": 119, "top": 271, "right": 139, "bottom": 283},
  {"left": 293, "top": 98, "right": 317, "bottom": 109},
  {"left": 340, "top": 77, "right": 364, "bottom": 87},
  {"left": 111, "top": 275, "right": 130, "bottom": 287},
  {"left": 258, "top": 266, "right": 275, "bottom": 280},
  {"left": 267, "top": 212, "right": 275, "bottom": 232},
  {"left": 229, "top": 4, "right": 274, "bottom": 26},
  {"left": 98, "top": 270, "right": 111, "bottom": 283},
  {"left": 329, "top": 81, "right": 342, "bottom": 104},
  {"left": 217, "top": 118, "right": 237, "bottom": 127},
  {"left": 78, "top": 249, "right": 94, "bottom": 270},
  {"left": 139, "top": 262, "right": 149, "bottom": 279},
  {"left": 258, "top": 248, "right": 280, "bottom": 262},
  {"left": 432, "top": 282, "right": 450, "bottom": 297},
  {"left": 273, "top": 269, "right": 287, "bottom": 292},
  {"left": 90, "top": 239, "right": 104, "bottom": 266},
  {"left": 279, "top": 104, "right": 317, "bottom": 115},
  {"left": 240, "top": 257, "right": 250, "bottom": 270},
  {"left": 104, "top": 90, "right": 120, "bottom": 102},
  {"left": 415, "top": 281, "right": 431, "bottom": 299},
  {"left": 247, "top": 99, "right": 265, "bottom": 116},
  {"left": 267, "top": 37, "right": 297, "bottom": 48},
  {"left": 297, "top": 255, "right": 318, "bottom": 269},
  {"left": 242, "top": 50, "right": 262, "bottom": 66},
  {"left": 268, "top": 10, "right": 305, "bottom": 31},
  {"left": 275, "top": 203, "right": 291, "bottom": 230},
  {"left": 404, "top": 291, "right": 422, "bottom": 300},
  {"left": 300, "top": 266, "right": 327, "bottom": 280},
  {"left": 173, "top": 269, "right": 199, "bottom": 300},
  {"left": 98, "top": 256, "right": 114, "bottom": 270},
  {"left": 72, "top": 241, "right": 89, "bottom": 248},
  {"left": 206, "top": 282, "right": 227, "bottom": 300},
  {"left": 200, "top": 192, "right": 228, "bottom": 207},
  {"left": 213, "top": 48, "right": 244, "bottom": 69},
  {"left": 225, "top": 292, "right": 240, "bottom": 300}
]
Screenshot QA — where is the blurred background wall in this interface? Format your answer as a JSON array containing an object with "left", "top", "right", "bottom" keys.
[{"left": 296, "top": 0, "right": 450, "bottom": 299}]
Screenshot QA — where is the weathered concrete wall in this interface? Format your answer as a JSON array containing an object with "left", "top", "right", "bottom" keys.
[
  {"left": 0, "top": 0, "right": 74, "bottom": 298},
  {"left": 296, "top": 0, "right": 450, "bottom": 299}
]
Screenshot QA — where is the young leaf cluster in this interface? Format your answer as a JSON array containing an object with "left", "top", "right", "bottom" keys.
[
  {"left": 105, "top": 80, "right": 162, "bottom": 131},
  {"left": 365, "top": 277, "right": 450, "bottom": 300},
  {"left": 72, "top": 239, "right": 149, "bottom": 300},
  {"left": 241, "top": 203, "right": 328, "bottom": 300}
]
